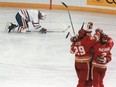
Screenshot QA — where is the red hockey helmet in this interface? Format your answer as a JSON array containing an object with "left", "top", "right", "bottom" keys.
[
  {"left": 100, "top": 33, "right": 108, "bottom": 45},
  {"left": 78, "top": 29, "right": 86, "bottom": 39},
  {"left": 95, "top": 28, "right": 103, "bottom": 34}
]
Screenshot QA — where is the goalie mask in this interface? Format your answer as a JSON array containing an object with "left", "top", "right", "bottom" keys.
[
  {"left": 86, "top": 22, "right": 93, "bottom": 33},
  {"left": 87, "top": 22, "right": 93, "bottom": 29},
  {"left": 38, "top": 11, "right": 46, "bottom": 20}
]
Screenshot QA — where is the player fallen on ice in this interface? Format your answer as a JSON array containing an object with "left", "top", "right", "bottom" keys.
[{"left": 6, "top": 9, "right": 47, "bottom": 33}]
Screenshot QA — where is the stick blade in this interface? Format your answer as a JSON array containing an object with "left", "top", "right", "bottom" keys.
[
  {"left": 61, "top": 2, "right": 68, "bottom": 8},
  {"left": 66, "top": 32, "right": 70, "bottom": 38}
]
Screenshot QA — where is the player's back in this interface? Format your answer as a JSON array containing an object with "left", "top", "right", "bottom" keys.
[
  {"left": 75, "top": 35, "right": 95, "bottom": 56},
  {"left": 27, "top": 9, "right": 39, "bottom": 23},
  {"left": 72, "top": 35, "right": 97, "bottom": 62}
]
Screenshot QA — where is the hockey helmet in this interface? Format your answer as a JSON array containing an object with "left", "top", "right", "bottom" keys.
[
  {"left": 78, "top": 29, "right": 86, "bottom": 39},
  {"left": 95, "top": 28, "right": 103, "bottom": 34},
  {"left": 87, "top": 22, "right": 93, "bottom": 29},
  {"left": 100, "top": 33, "right": 108, "bottom": 45},
  {"left": 38, "top": 11, "right": 46, "bottom": 20},
  {"left": 86, "top": 22, "right": 93, "bottom": 33}
]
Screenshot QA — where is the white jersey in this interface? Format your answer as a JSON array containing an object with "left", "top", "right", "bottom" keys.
[{"left": 18, "top": 9, "right": 39, "bottom": 24}]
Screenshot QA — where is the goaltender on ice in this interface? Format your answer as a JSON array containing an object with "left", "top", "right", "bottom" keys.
[{"left": 6, "top": 9, "right": 47, "bottom": 33}]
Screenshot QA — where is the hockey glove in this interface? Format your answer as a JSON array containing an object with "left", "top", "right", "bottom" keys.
[
  {"left": 96, "top": 56, "right": 107, "bottom": 64},
  {"left": 39, "top": 28, "right": 47, "bottom": 34},
  {"left": 70, "top": 35, "right": 78, "bottom": 42}
]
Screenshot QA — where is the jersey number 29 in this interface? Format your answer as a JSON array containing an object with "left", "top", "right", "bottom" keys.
[{"left": 74, "top": 46, "right": 86, "bottom": 55}]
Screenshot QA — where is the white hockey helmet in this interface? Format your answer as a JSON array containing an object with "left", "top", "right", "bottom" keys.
[
  {"left": 38, "top": 11, "right": 46, "bottom": 20},
  {"left": 41, "top": 13, "right": 47, "bottom": 20}
]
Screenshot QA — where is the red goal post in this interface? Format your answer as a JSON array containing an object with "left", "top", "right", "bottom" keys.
[{"left": 50, "top": 0, "right": 52, "bottom": 10}]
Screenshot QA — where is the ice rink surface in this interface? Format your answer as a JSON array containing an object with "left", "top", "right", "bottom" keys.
[{"left": 0, "top": 8, "right": 116, "bottom": 87}]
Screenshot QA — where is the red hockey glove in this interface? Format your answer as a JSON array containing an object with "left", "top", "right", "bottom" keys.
[
  {"left": 96, "top": 56, "right": 107, "bottom": 64},
  {"left": 70, "top": 36, "right": 78, "bottom": 42}
]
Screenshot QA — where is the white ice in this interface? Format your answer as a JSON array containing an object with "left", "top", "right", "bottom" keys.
[{"left": 0, "top": 8, "right": 116, "bottom": 87}]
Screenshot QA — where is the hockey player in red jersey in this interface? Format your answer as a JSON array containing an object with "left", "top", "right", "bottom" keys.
[
  {"left": 91, "top": 29, "right": 114, "bottom": 87},
  {"left": 7, "top": 9, "right": 47, "bottom": 33},
  {"left": 70, "top": 22, "right": 102, "bottom": 87}
]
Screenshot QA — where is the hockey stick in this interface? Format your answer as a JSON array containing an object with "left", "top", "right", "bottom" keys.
[
  {"left": 46, "top": 26, "right": 70, "bottom": 33},
  {"left": 65, "top": 32, "right": 70, "bottom": 38},
  {"left": 5, "top": 22, "right": 70, "bottom": 33},
  {"left": 66, "top": 22, "right": 84, "bottom": 38},
  {"left": 61, "top": 2, "right": 75, "bottom": 35},
  {"left": 81, "top": 22, "right": 84, "bottom": 29},
  {"left": 27, "top": 26, "right": 70, "bottom": 33}
]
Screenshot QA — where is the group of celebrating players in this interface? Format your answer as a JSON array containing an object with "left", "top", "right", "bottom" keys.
[{"left": 70, "top": 22, "right": 114, "bottom": 87}]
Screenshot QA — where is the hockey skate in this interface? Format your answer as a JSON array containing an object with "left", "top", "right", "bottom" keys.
[
  {"left": 5, "top": 22, "right": 18, "bottom": 33},
  {"left": 39, "top": 28, "right": 47, "bottom": 33}
]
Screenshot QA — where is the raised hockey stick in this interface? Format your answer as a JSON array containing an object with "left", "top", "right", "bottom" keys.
[
  {"left": 66, "top": 22, "right": 85, "bottom": 38},
  {"left": 61, "top": 2, "right": 75, "bottom": 35},
  {"left": 81, "top": 22, "right": 84, "bottom": 29},
  {"left": 65, "top": 32, "right": 70, "bottom": 38}
]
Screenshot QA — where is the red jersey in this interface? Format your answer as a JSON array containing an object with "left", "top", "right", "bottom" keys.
[
  {"left": 70, "top": 33, "right": 100, "bottom": 62},
  {"left": 92, "top": 37, "right": 114, "bottom": 68}
]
